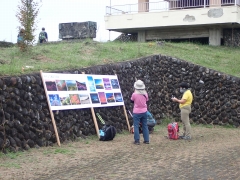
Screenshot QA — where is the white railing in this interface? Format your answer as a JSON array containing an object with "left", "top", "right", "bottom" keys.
[{"left": 106, "top": 0, "right": 240, "bottom": 15}]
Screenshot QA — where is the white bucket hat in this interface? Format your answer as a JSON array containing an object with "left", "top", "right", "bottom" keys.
[{"left": 134, "top": 80, "right": 145, "bottom": 90}]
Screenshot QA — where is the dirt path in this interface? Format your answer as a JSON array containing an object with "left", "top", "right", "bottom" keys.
[{"left": 0, "top": 125, "right": 240, "bottom": 180}]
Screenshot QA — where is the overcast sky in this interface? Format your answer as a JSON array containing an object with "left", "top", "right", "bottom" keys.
[{"left": 1, "top": 0, "right": 141, "bottom": 43}]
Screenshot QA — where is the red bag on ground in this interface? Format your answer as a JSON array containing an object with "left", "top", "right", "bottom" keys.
[{"left": 168, "top": 122, "right": 179, "bottom": 140}]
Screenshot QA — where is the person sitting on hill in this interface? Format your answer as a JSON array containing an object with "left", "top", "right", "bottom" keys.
[{"left": 39, "top": 27, "right": 48, "bottom": 43}]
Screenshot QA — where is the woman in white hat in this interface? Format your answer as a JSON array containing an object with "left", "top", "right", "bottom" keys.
[{"left": 131, "top": 80, "right": 149, "bottom": 145}]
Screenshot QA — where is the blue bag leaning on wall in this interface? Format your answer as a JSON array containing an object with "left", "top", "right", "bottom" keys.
[{"left": 99, "top": 125, "right": 116, "bottom": 141}]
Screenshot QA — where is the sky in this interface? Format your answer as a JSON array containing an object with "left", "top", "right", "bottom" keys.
[{"left": 0, "top": 0, "right": 141, "bottom": 43}]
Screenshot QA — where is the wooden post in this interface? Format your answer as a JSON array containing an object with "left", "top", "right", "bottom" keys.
[
  {"left": 90, "top": 107, "right": 100, "bottom": 138},
  {"left": 40, "top": 70, "right": 61, "bottom": 146},
  {"left": 82, "top": 72, "right": 100, "bottom": 138},
  {"left": 123, "top": 105, "right": 131, "bottom": 132}
]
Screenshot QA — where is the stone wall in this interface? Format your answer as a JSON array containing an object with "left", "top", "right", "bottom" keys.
[
  {"left": 59, "top": 21, "right": 97, "bottom": 40},
  {"left": 0, "top": 41, "right": 14, "bottom": 48},
  {"left": 223, "top": 28, "right": 240, "bottom": 47},
  {"left": 0, "top": 55, "right": 240, "bottom": 152},
  {"left": 114, "top": 33, "right": 138, "bottom": 42}
]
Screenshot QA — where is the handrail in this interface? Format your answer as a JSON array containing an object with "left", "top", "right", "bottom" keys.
[{"left": 106, "top": 0, "right": 240, "bottom": 15}]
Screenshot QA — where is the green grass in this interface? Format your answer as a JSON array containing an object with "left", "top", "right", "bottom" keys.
[
  {"left": 0, "top": 40, "right": 240, "bottom": 77},
  {"left": 0, "top": 163, "right": 21, "bottom": 169},
  {"left": 43, "top": 148, "right": 75, "bottom": 155},
  {"left": 0, "top": 151, "right": 23, "bottom": 159},
  {"left": 160, "top": 117, "right": 175, "bottom": 126}
]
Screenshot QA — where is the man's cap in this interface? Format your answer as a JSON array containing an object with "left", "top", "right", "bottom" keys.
[{"left": 179, "top": 82, "right": 189, "bottom": 89}]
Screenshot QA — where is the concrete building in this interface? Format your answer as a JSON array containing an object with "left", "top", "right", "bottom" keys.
[{"left": 104, "top": 0, "right": 240, "bottom": 46}]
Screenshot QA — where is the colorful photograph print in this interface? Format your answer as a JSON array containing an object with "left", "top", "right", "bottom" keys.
[
  {"left": 76, "top": 81, "right": 87, "bottom": 91},
  {"left": 59, "top": 94, "right": 71, "bottom": 106},
  {"left": 66, "top": 80, "right": 77, "bottom": 91},
  {"left": 49, "top": 94, "right": 61, "bottom": 106},
  {"left": 69, "top": 94, "right": 81, "bottom": 105},
  {"left": 94, "top": 79, "right": 104, "bottom": 89},
  {"left": 45, "top": 80, "right": 57, "bottom": 91},
  {"left": 79, "top": 94, "right": 90, "bottom": 104},
  {"left": 98, "top": 92, "right": 107, "bottom": 104},
  {"left": 106, "top": 93, "right": 115, "bottom": 103},
  {"left": 87, "top": 76, "right": 96, "bottom": 92},
  {"left": 103, "top": 78, "right": 112, "bottom": 90},
  {"left": 55, "top": 80, "right": 67, "bottom": 91},
  {"left": 90, "top": 93, "right": 100, "bottom": 104},
  {"left": 114, "top": 93, "right": 123, "bottom": 102},
  {"left": 111, "top": 79, "right": 120, "bottom": 89}
]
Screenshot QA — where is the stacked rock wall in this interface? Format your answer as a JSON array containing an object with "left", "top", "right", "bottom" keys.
[
  {"left": 0, "top": 55, "right": 240, "bottom": 152},
  {"left": 59, "top": 21, "right": 97, "bottom": 40},
  {"left": 223, "top": 28, "right": 240, "bottom": 47},
  {"left": 114, "top": 33, "right": 138, "bottom": 42},
  {"left": 0, "top": 41, "right": 14, "bottom": 48}
]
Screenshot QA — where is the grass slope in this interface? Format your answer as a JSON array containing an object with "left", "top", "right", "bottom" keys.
[{"left": 0, "top": 40, "right": 239, "bottom": 77}]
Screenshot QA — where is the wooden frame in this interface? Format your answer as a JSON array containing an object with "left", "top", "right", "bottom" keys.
[{"left": 40, "top": 71, "right": 131, "bottom": 143}]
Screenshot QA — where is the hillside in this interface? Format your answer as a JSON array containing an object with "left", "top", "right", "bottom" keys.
[{"left": 0, "top": 40, "right": 239, "bottom": 77}]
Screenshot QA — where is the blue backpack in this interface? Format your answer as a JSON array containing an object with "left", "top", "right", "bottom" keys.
[
  {"left": 17, "top": 35, "right": 23, "bottom": 43},
  {"left": 147, "top": 111, "right": 156, "bottom": 125},
  {"left": 99, "top": 125, "right": 116, "bottom": 141}
]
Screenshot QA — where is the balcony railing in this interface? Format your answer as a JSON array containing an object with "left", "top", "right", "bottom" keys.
[{"left": 106, "top": 0, "right": 240, "bottom": 15}]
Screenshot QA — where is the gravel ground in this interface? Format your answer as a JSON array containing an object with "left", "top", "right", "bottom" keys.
[{"left": 0, "top": 124, "right": 240, "bottom": 180}]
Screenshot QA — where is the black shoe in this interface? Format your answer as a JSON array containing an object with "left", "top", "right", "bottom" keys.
[
  {"left": 182, "top": 136, "right": 191, "bottom": 140},
  {"left": 179, "top": 135, "right": 184, "bottom": 139},
  {"left": 133, "top": 141, "right": 140, "bottom": 145},
  {"left": 143, "top": 141, "right": 149, "bottom": 144}
]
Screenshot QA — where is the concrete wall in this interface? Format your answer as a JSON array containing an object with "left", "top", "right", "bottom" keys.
[{"left": 105, "top": 6, "right": 238, "bottom": 30}]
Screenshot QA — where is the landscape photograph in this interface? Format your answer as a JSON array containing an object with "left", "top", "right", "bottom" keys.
[
  {"left": 66, "top": 80, "right": 78, "bottom": 91},
  {"left": 98, "top": 92, "right": 107, "bottom": 104},
  {"left": 45, "top": 80, "right": 58, "bottom": 91},
  {"left": 90, "top": 93, "right": 100, "bottom": 104},
  {"left": 55, "top": 80, "right": 68, "bottom": 91},
  {"left": 78, "top": 94, "right": 91, "bottom": 104},
  {"left": 76, "top": 81, "right": 87, "bottom": 91},
  {"left": 111, "top": 79, "right": 120, "bottom": 89},
  {"left": 114, "top": 93, "right": 123, "bottom": 102},
  {"left": 94, "top": 79, "right": 104, "bottom": 89},
  {"left": 69, "top": 94, "right": 81, "bottom": 105},
  {"left": 106, "top": 93, "right": 115, "bottom": 103},
  {"left": 59, "top": 94, "right": 71, "bottom": 105},
  {"left": 48, "top": 94, "right": 61, "bottom": 106},
  {"left": 103, "top": 78, "right": 112, "bottom": 90},
  {"left": 87, "top": 76, "right": 96, "bottom": 92}
]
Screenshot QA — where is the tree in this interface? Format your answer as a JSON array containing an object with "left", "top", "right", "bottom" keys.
[{"left": 16, "top": 0, "right": 40, "bottom": 51}]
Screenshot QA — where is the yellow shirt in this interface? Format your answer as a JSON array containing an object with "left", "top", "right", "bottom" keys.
[{"left": 179, "top": 90, "right": 193, "bottom": 108}]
